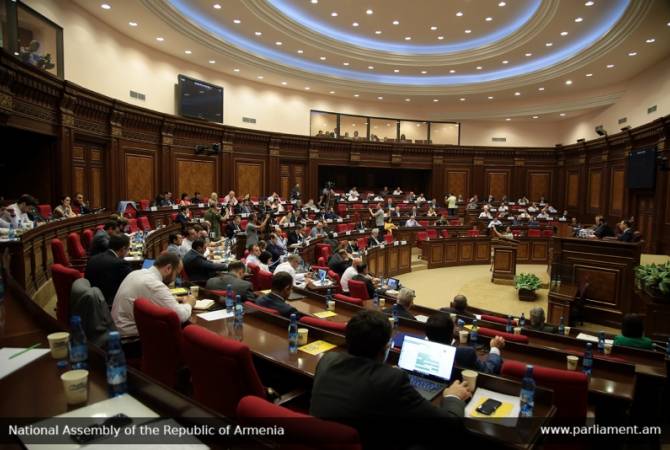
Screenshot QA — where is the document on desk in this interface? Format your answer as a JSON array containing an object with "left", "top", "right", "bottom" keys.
[
  {"left": 465, "top": 388, "right": 520, "bottom": 426},
  {"left": 576, "top": 333, "right": 614, "bottom": 345},
  {"left": 299, "top": 340, "right": 337, "bottom": 355},
  {"left": 197, "top": 309, "right": 234, "bottom": 321},
  {"left": 313, "top": 311, "right": 337, "bottom": 319},
  {"left": 0, "top": 347, "right": 51, "bottom": 380},
  {"left": 414, "top": 315, "right": 429, "bottom": 323}
]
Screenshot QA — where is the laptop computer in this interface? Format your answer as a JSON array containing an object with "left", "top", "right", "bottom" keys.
[
  {"left": 397, "top": 336, "right": 457, "bottom": 401},
  {"left": 386, "top": 278, "right": 400, "bottom": 290}
]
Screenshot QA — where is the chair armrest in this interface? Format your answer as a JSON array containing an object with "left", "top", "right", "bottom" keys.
[{"left": 268, "top": 387, "right": 307, "bottom": 407}]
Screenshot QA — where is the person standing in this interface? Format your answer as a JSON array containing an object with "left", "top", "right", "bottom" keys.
[
  {"left": 369, "top": 202, "right": 385, "bottom": 235},
  {"left": 446, "top": 193, "right": 458, "bottom": 217}
]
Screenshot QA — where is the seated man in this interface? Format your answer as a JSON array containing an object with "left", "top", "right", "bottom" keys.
[
  {"left": 367, "top": 228, "right": 383, "bottom": 248},
  {"left": 352, "top": 263, "right": 379, "bottom": 299},
  {"left": 166, "top": 232, "right": 185, "bottom": 257},
  {"left": 90, "top": 221, "right": 120, "bottom": 256},
  {"left": 439, "top": 294, "right": 473, "bottom": 318},
  {"left": 340, "top": 257, "right": 361, "bottom": 293},
  {"left": 206, "top": 260, "right": 256, "bottom": 301},
  {"left": 274, "top": 253, "right": 307, "bottom": 283},
  {"left": 617, "top": 220, "right": 635, "bottom": 242},
  {"left": 310, "top": 221, "right": 326, "bottom": 238},
  {"left": 328, "top": 248, "right": 351, "bottom": 276},
  {"left": 266, "top": 233, "right": 286, "bottom": 262},
  {"left": 112, "top": 253, "right": 195, "bottom": 340},
  {"left": 245, "top": 244, "right": 262, "bottom": 268},
  {"left": 182, "top": 239, "right": 227, "bottom": 283},
  {"left": 528, "top": 307, "right": 557, "bottom": 333},
  {"left": 226, "top": 215, "right": 243, "bottom": 239},
  {"left": 84, "top": 234, "right": 132, "bottom": 307},
  {"left": 255, "top": 272, "right": 304, "bottom": 318},
  {"left": 404, "top": 216, "right": 419, "bottom": 227},
  {"left": 180, "top": 227, "right": 197, "bottom": 254},
  {"left": 426, "top": 314, "right": 505, "bottom": 375},
  {"left": 613, "top": 313, "right": 653, "bottom": 349},
  {"left": 310, "top": 309, "right": 469, "bottom": 449},
  {"left": 383, "top": 287, "right": 415, "bottom": 320}
]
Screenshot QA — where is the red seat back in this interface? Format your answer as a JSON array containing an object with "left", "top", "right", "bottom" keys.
[
  {"left": 244, "top": 300, "right": 279, "bottom": 315},
  {"left": 418, "top": 220, "right": 429, "bottom": 227},
  {"left": 384, "top": 233, "right": 393, "bottom": 244},
  {"left": 477, "top": 326, "right": 528, "bottom": 343},
  {"left": 139, "top": 199, "right": 150, "bottom": 210},
  {"left": 51, "top": 263, "right": 83, "bottom": 326},
  {"left": 170, "top": 212, "right": 178, "bottom": 222},
  {"left": 481, "top": 314, "right": 518, "bottom": 326},
  {"left": 542, "top": 229, "right": 554, "bottom": 237},
  {"left": 67, "top": 232, "right": 87, "bottom": 260},
  {"left": 426, "top": 229, "right": 438, "bottom": 239},
  {"left": 334, "top": 293, "right": 363, "bottom": 306},
  {"left": 51, "top": 239, "right": 70, "bottom": 267},
  {"left": 256, "top": 269, "right": 273, "bottom": 290},
  {"left": 356, "top": 237, "right": 367, "bottom": 250},
  {"left": 127, "top": 218, "right": 139, "bottom": 233},
  {"left": 336, "top": 223, "right": 348, "bottom": 233},
  {"left": 183, "top": 326, "right": 266, "bottom": 417},
  {"left": 36, "top": 204, "right": 52, "bottom": 218},
  {"left": 449, "top": 219, "right": 461, "bottom": 225},
  {"left": 81, "top": 229, "right": 94, "bottom": 253},
  {"left": 348, "top": 280, "right": 369, "bottom": 300},
  {"left": 502, "top": 359, "right": 588, "bottom": 419},
  {"left": 316, "top": 244, "right": 332, "bottom": 261},
  {"left": 467, "top": 229, "right": 480, "bottom": 237},
  {"left": 236, "top": 396, "right": 362, "bottom": 450},
  {"left": 123, "top": 204, "right": 137, "bottom": 219},
  {"left": 416, "top": 231, "right": 428, "bottom": 242},
  {"left": 299, "top": 316, "right": 347, "bottom": 333},
  {"left": 528, "top": 228, "right": 541, "bottom": 237},
  {"left": 441, "top": 229, "right": 450, "bottom": 238},
  {"left": 138, "top": 216, "right": 152, "bottom": 231},
  {"left": 317, "top": 256, "right": 326, "bottom": 267},
  {"left": 327, "top": 269, "right": 340, "bottom": 284},
  {"left": 134, "top": 298, "right": 183, "bottom": 387}
]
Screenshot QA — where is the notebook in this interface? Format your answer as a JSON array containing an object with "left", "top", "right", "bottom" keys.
[{"left": 398, "top": 336, "right": 457, "bottom": 401}]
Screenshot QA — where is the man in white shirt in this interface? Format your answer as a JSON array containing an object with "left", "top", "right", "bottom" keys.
[
  {"left": 274, "top": 254, "right": 307, "bottom": 284},
  {"left": 392, "top": 187, "right": 403, "bottom": 195},
  {"left": 404, "top": 216, "right": 419, "bottom": 227},
  {"left": 111, "top": 253, "right": 195, "bottom": 339},
  {"left": 180, "top": 227, "right": 196, "bottom": 254},
  {"left": 478, "top": 210, "right": 493, "bottom": 219},
  {"left": 340, "top": 257, "right": 362, "bottom": 293},
  {"left": 245, "top": 244, "right": 262, "bottom": 268},
  {"left": 8, "top": 194, "right": 37, "bottom": 228},
  {"left": 487, "top": 217, "right": 503, "bottom": 229}
]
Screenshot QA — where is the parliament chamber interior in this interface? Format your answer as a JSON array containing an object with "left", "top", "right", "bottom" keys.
[{"left": 2, "top": 0, "right": 670, "bottom": 448}]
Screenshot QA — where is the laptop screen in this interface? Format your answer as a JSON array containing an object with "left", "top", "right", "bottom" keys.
[
  {"left": 142, "top": 259, "right": 155, "bottom": 269},
  {"left": 318, "top": 269, "right": 327, "bottom": 282},
  {"left": 386, "top": 278, "right": 400, "bottom": 290},
  {"left": 397, "top": 336, "right": 456, "bottom": 381}
]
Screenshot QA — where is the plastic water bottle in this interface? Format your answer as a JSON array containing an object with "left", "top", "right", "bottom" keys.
[
  {"left": 233, "top": 296, "right": 244, "bottom": 341},
  {"left": 106, "top": 331, "right": 127, "bottom": 397},
  {"left": 326, "top": 288, "right": 332, "bottom": 309},
  {"left": 457, "top": 319, "right": 465, "bottom": 333},
  {"left": 506, "top": 315, "right": 513, "bottom": 333},
  {"left": 519, "top": 313, "right": 526, "bottom": 327},
  {"left": 288, "top": 313, "right": 298, "bottom": 353},
  {"left": 69, "top": 315, "right": 88, "bottom": 370},
  {"left": 7, "top": 223, "right": 15, "bottom": 240},
  {"left": 225, "top": 284, "right": 234, "bottom": 313},
  {"left": 392, "top": 304, "right": 399, "bottom": 328},
  {"left": 556, "top": 274, "right": 562, "bottom": 287},
  {"left": 558, "top": 316, "right": 565, "bottom": 335},
  {"left": 519, "top": 365, "right": 535, "bottom": 417},
  {"left": 470, "top": 319, "right": 479, "bottom": 347},
  {"left": 583, "top": 343, "right": 593, "bottom": 376},
  {"left": 373, "top": 293, "right": 380, "bottom": 308},
  {"left": 598, "top": 331, "right": 605, "bottom": 353}
]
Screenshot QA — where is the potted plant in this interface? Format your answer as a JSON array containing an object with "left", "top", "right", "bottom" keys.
[
  {"left": 515, "top": 273, "right": 542, "bottom": 301},
  {"left": 635, "top": 262, "right": 670, "bottom": 300}
]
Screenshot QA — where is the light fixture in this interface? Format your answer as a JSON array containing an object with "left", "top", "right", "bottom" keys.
[
  {"left": 485, "top": 17, "right": 493, "bottom": 21},
  {"left": 575, "top": 17, "right": 583, "bottom": 22},
  {"left": 281, "top": 81, "right": 287, "bottom": 85},
  {"left": 502, "top": 60, "right": 509, "bottom": 64},
  {"left": 433, "top": 99, "right": 439, "bottom": 102},
  {"left": 297, "top": 49, "right": 304, "bottom": 54},
  {"left": 560, "top": 113, "right": 566, "bottom": 117},
  {"left": 646, "top": 38, "right": 655, "bottom": 43},
  {"left": 430, "top": 26, "right": 437, "bottom": 30},
  {"left": 606, "top": 64, "right": 615, "bottom": 68},
  {"left": 565, "top": 80, "right": 573, "bottom": 85},
  {"left": 437, "top": 36, "right": 444, "bottom": 40},
  {"left": 311, "top": 0, "right": 318, "bottom": 3},
  {"left": 343, "top": 62, "right": 350, "bottom": 66},
  {"left": 628, "top": 51, "right": 637, "bottom": 56},
  {"left": 366, "top": 9, "right": 373, "bottom": 15},
  {"left": 101, "top": 3, "right": 111, "bottom": 9},
  {"left": 156, "top": 36, "right": 164, "bottom": 41},
  {"left": 377, "top": 96, "right": 383, "bottom": 100},
  {"left": 449, "top": 69, "right": 456, "bottom": 73},
  {"left": 208, "top": 59, "right": 215, "bottom": 64},
  {"left": 404, "top": 36, "right": 411, "bottom": 41},
  {"left": 525, "top": 52, "right": 532, "bottom": 56},
  {"left": 421, "top": 70, "right": 427, "bottom": 74},
  {"left": 213, "top": 3, "right": 221, "bottom": 9},
  {"left": 368, "top": 65, "right": 374, "bottom": 69},
  {"left": 352, "top": 22, "right": 359, "bottom": 27},
  {"left": 499, "top": 1, "right": 506, "bottom": 6},
  {"left": 514, "top": 91, "right": 521, "bottom": 96},
  {"left": 456, "top": 11, "right": 463, "bottom": 16},
  {"left": 128, "top": 21, "right": 138, "bottom": 27},
  {"left": 538, "top": 87, "right": 545, "bottom": 91},
  {"left": 275, "top": 41, "right": 282, "bottom": 46},
  {"left": 233, "top": 68, "right": 240, "bottom": 72},
  {"left": 460, "top": 97, "right": 466, "bottom": 101},
  {"left": 254, "top": 31, "right": 262, "bottom": 36},
  {"left": 488, "top": 96, "right": 494, "bottom": 99},
  {"left": 505, "top": 118, "right": 511, "bottom": 121},
  {"left": 585, "top": 1, "right": 594, "bottom": 5},
  {"left": 329, "top": 90, "right": 335, "bottom": 94},
  {"left": 560, "top": 31, "right": 568, "bottom": 36},
  {"left": 184, "top": 50, "right": 192, "bottom": 54},
  {"left": 532, "top": 116, "right": 539, "bottom": 119},
  {"left": 405, "top": 98, "right": 411, "bottom": 102},
  {"left": 375, "top": 30, "right": 382, "bottom": 34},
  {"left": 476, "top": 66, "right": 483, "bottom": 70},
  {"left": 545, "top": 42, "right": 553, "bottom": 47},
  {"left": 393, "top": 20, "right": 400, "bottom": 25},
  {"left": 233, "top": 19, "right": 241, "bottom": 24},
  {"left": 354, "top": 94, "right": 360, "bottom": 97},
  {"left": 320, "top": 56, "right": 326, "bottom": 60},
  {"left": 585, "top": 73, "right": 593, "bottom": 77},
  {"left": 393, "top": 69, "right": 400, "bottom": 73},
  {"left": 304, "top": 86, "right": 310, "bottom": 90},
  {"left": 257, "top": 75, "right": 264, "bottom": 79},
  {"left": 465, "top": 29, "right": 472, "bottom": 34}
]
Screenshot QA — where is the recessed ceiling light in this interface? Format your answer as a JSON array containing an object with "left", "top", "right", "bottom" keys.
[
  {"left": 128, "top": 21, "right": 138, "bottom": 27},
  {"left": 506, "top": 118, "right": 511, "bottom": 121},
  {"left": 420, "top": 70, "right": 427, "bottom": 74},
  {"left": 297, "top": 49, "right": 304, "bottom": 54},
  {"left": 560, "top": 113, "right": 566, "bottom": 116},
  {"left": 392, "top": 20, "right": 400, "bottom": 25},
  {"left": 449, "top": 69, "right": 456, "bottom": 73},
  {"left": 213, "top": 3, "right": 221, "bottom": 9},
  {"left": 405, "top": 98, "right": 411, "bottom": 102},
  {"left": 233, "top": 19, "right": 241, "bottom": 24},
  {"left": 433, "top": 99, "right": 439, "bottom": 102},
  {"left": 377, "top": 96, "right": 383, "bottom": 100},
  {"left": 585, "top": 1, "right": 594, "bottom": 5},
  {"left": 343, "top": 62, "right": 350, "bottom": 66},
  {"left": 366, "top": 9, "right": 373, "bottom": 15},
  {"left": 646, "top": 38, "right": 655, "bottom": 43},
  {"left": 437, "top": 36, "right": 444, "bottom": 40},
  {"left": 329, "top": 91, "right": 335, "bottom": 94},
  {"left": 304, "top": 87, "right": 310, "bottom": 90},
  {"left": 331, "top": 12, "right": 338, "bottom": 16},
  {"left": 476, "top": 66, "right": 483, "bottom": 70},
  {"left": 667, "top": 22, "right": 670, "bottom": 27},
  {"left": 585, "top": 73, "right": 593, "bottom": 77},
  {"left": 628, "top": 51, "right": 637, "bottom": 56},
  {"left": 233, "top": 68, "right": 240, "bottom": 72},
  {"left": 275, "top": 41, "right": 282, "bottom": 46},
  {"left": 156, "top": 36, "right": 164, "bottom": 41},
  {"left": 464, "top": 29, "right": 472, "bottom": 34},
  {"left": 368, "top": 65, "right": 374, "bottom": 69},
  {"left": 488, "top": 96, "right": 494, "bottom": 100},
  {"left": 320, "top": 56, "right": 326, "bottom": 60},
  {"left": 352, "top": 22, "right": 359, "bottom": 27},
  {"left": 525, "top": 52, "right": 532, "bottom": 57},
  {"left": 430, "top": 26, "right": 437, "bottom": 30},
  {"left": 281, "top": 81, "right": 287, "bottom": 85},
  {"left": 502, "top": 60, "right": 509, "bottom": 64},
  {"left": 184, "top": 50, "right": 192, "bottom": 54},
  {"left": 560, "top": 31, "right": 568, "bottom": 36},
  {"left": 499, "top": 1, "right": 506, "bottom": 6},
  {"left": 532, "top": 116, "right": 539, "bottom": 119},
  {"left": 456, "top": 11, "right": 463, "bottom": 17},
  {"left": 545, "top": 42, "right": 553, "bottom": 47},
  {"left": 311, "top": 0, "right": 318, "bottom": 3},
  {"left": 565, "top": 79, "right": 573, "bottom": 85},
  {"left": 257, "top": 75, "right": 264, "bottom": 79},
  {"left": 514, "top": 91, "right": 521, "bottom": 96},
  {"left": 459, "top": 97, "right": 466, "bottom": 101},
  {"left": 538, "top": 87, "right": 545, "bottom": 91},
  {"left": 375, "top": 30, "right": 382, "bottom": 35},
  {"left": 101, "top": 3, "right": 111, "bottom": 10},
  {"left": 485, "top": 17, "right": 493, "bottom": 22},
  {"left": 208, "top": 60, "right": 215, "bottom": 64},
  {"left": 574, "top": 17, "right": 583, "bottom": 22},
  {"left": 404, "top": 36, "right": 412, "bottom": 41},
  {"left": 606, "top": 64, "right": 615, "bottom": 68},
  {"left": 393, "top": 69, "right": 400, "bottom": 73},
  {"left": 254, "top": 31, "right": 262, "bottom": 36},
  {"left": 354, "top": 94, "right": 360, "bottom": 97}
]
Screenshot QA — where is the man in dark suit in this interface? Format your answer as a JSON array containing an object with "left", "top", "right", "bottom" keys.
[
  {"left": 425, "top": 313, "right": 505, "bottom": 375},
  {"left": 383, "top": 288, "right": 416, "bottom": 320},
  {"left": 439, "top": 294, "right": 473, "bottom": 318},
  {"left": 226, "top": 215, "right": 243, "bottom": 239},
  {"left": 529, "top": 307, "right": 558, "bottom": 333},
  {"left": 90, "top": 221, "right": 120, "bottom": 256},
  {"left": 205, "top": 260, "right": 255, "bottom": 301},
  {"left": 593, "top": 217, "right": 615, "bottom": 239},
  {"left": 617, "top": 220, "right": 635, "bottom": 242},
  {"left": 351, "top": 263, "right": 378, "bottom": 299},
  {"left": 310, "top": 309, "right": 470, "bottom": 449},
  {"left": 182, "top": 239, "right": 227, "bottom": 283},
  {"left": 287, "top": 227, "right": 307, "bottom": 246},
  {"left": 255, "top": 272, "right": 304, "bottom": 318},
  {"left": 328, "top": 249, "right": 351, "bottom": 276},
  {"left": 84, "top": 234, "right": 132, "bottom": 307},
  {"left": 367, "top": 228, "right": 382, "bottom": 248},
  {"left": 266, "top": 233, "right": 286, "bottom": 262}
]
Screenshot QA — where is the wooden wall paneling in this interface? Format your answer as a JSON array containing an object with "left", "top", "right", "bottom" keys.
[
  {"left": 566, "top": 171, "right": 580, "bottom": 209},
  {"left": 445, "top": 168, "right": 470, "bottom": 198},
  {"left": 609, "top": 166, "right": 625, "bottom": 216},
  {"left": 90, "top": 166, "right": 102, "bottom": 208},
  {"left": 527, "top": 171, "right": 551, "bottom": 202},
  {"left": 235, "top": 160, "right": 265, "bottom": 197},
  {"left": 485, "top": 169, "right": 510, "bottom": 200},
  {"left": 280, "top": 164, "right": 290, "bottom": 199},
  {"left": 72, "top": 166, "right": 85, "bottom": 196},
  {"left": 512, "top": 160, "right": 525, "bottom": 202},
  {"left": 124, "top": 152, "right": 156, "bottom": 201},
  {"left": 588, "top": 168, "right": 602, "bottom": 213},
  {"left": 176, "top": 158, "right": 216, "bottom": 198}
]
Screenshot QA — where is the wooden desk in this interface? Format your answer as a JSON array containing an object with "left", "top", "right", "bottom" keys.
[{"left": 422, "top": 237, "right": 550, "bottom": 269}]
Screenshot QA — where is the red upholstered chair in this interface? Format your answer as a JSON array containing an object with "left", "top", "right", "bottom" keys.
[
  {"left": 237, "top": 396, "right": 361, "bottom": 450},
  {"left": 327, "top": 269, "right": 340, "bottom": 285},
  {"left": 170, "top": 212, "right": 178, "bottom": 223},
  {"left": 384, "top": 233, "right": 393, "bottom": 244},
  {"left": 426, "top": 228, "right": 438, "bottom": 240},
  {"left": 348, "top": 280, "right": 369, "bottom": 300},
  {"left": 81, "top": 229, "right": 94, "bottom": 254},
  {"left": 336, "top": 223, "right": 348, "bottom": 233},
  {"left": 51, "top": 263, "right": 83, "bottom": 326},
  {"left": 138, "top": 216, "right": 152, "bottom": 231},
  {"left": 245, "top": 263, "right": 260, "bottom": 289},
  {"left": 300, "top": 316, "right": 347, "bottom": 333},
  {"left": 501, "top": 359, "right": 588, "bottom": 419},
  {"left": 334, "top": 293, "right": 364, "bottom": 306},
  {"left": 477, "top": 326, "right": 528, "bottom": 344},
  {"left": 36, "top": 204, "right": 52, "bottom": 219},
  {"left": 244, "top": 300, "right": 280, "bottom": 315},
  {"left": 418, "top": 220, "right": 429, "bottom": 227},
  {"left": 416, "top": 231, "right": 428, "bottom": 243},
  {"left": 127, "top": 218, "right": 139, "bottom": 233},
  {"left": 317, "top": 256, "right": 327, "bottom": 267},
  {"left": 512, "top": 230, "right": 522, "bottom": 238},
  {"left": 480, "top": 314, "right": 518, "bottom": 326},
  {"left": 139, "top": 199, "right": 150, "bottom": 210},
  {"left": 527, "top": 228, "right": 541, "bottom": 238},
  {"left": 134, "top": 298, "right": 184, "bottom": 388},
  {"left": 123, "top": 203, "right": 137, "bottom": 219},
  {"left": 240, "top": 219, "right": 248, "bottom": 230},
  {"left": 449, "top": 219, "right": 462, "bottom": 226},
  {"left": 183, "top": 325, "right": 267, "bottom": 417},
  {"left": 66, "top": 233, "right": 87, "bottom": 271},
  {"left": 467, "top": 229, "right": 480, "bottom": 237},
  {"left": 356, "top": 237, "right": 367, "bottom": 250},
  {"left": 542, "top": 229, "right": 554, "bottom": 238},
  {"left": 441, "top": 229, "right": 451, "bottom": 238},
  {"left": 51, "top": 239, "right": 70, "bottom": 267},
  {"left": 256, "top": 269, "right": 273, "bottom": 290}
]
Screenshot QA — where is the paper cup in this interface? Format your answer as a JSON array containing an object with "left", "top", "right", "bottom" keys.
[
  {"left": 297, "top": 328, "right": 309, "bottom": 345},
  {"left": 513, "top": 327, "right": 522, "bottom": 335},
  {"left": 449, "top": 313, "right": 457, "bottom": 322},
  {"left": 327, "top": 300, "right": 335, "bottom": 311},
  {"left": 604, "top": 342, "right": 612, "bottom": 355},
  {"left": 563, "top": 326, "right": 571, "bottom": 336},
  {"left": 379, "top": 298, "right": 386, "bottom": 307},
  {"left": 191, "top": 285, "right": 200, "bottom": 298},
  {"left": 461, "top": 369, "right": 478, "bottom": 392},
  {"left": 566, "top": 355, "right": 579, "bottom": 371},
  {"left": 459, "top": 330, "right": 469, "bottom": 344},
  {"left": 47, "top": 332, "right": 70, "bottom": 360},
  {"left": 61, "top": 369, "right": 89, "bottom": 404}
]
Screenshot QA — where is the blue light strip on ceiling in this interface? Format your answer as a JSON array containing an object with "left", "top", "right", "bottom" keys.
[{"left": 167, "top": 0, "right": 630, "bottom": 86}]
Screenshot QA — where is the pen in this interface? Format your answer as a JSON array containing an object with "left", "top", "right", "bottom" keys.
[{"left": 9, "top": 343, "right": 41, "bottom": 359}]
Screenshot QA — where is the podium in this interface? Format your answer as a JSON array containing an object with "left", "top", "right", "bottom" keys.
[{"left": 491, "top": 238, "right": 519, "bottom": 282}]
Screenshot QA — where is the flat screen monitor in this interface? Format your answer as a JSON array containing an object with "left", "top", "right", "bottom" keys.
[
  {"left": 398, "top": 336, "right": 456, "bottom": 381},
  {"left": 627, "top": 146, "right": 656, "bottom": 189},
  {"left": 178, "top": 75, "right": 223, "bottom": 123}
]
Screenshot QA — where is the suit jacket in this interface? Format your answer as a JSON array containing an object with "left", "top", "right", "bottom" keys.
[
  {"left": 182, "top": 249, "right": 227, "bottom": 283},
  {"left": 618, "top": 228, "right": 634, "bottom": 242},
  {"left": 205, "top": 273, "right": 256, "bottom": 301},
  {"left": 255, "top": 293, "right": 303, "bottom": 318},
  {"left": 310, "top": 352, "right": 465, "bottom": 448},
  {"left": 226, "top": 222, "right": 242, "bottom": 239},
  {"left": 367, "top": 236, "right": 382, "bottom": 248},
  {"left": 70, "top": 278, "right": 116, "bottom": 346},
  {"left": 266, "top": 242, "right": 285, "bottom": 261},
  {"left": 287, "top": 230, "right": 306, "bottom": 246},
  {"left": 89, "top": 230, "right": 110, "bottom": 256},
  {"left": 383, "top": 303, "right": 415, "bottom": 321},
  {"left": 84, "top": 250, "right": 132, "bottom": 307},
  {"left": 455, "top": 346, "right": 502, "bottom": 375}
]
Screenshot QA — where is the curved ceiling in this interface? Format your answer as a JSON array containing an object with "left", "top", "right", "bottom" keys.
[{"left": 74, "top": 0, "right": 670, "bottom": 119}]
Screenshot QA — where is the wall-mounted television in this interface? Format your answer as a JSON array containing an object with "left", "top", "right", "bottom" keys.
[
  {"left": 627, "top": 146, "right": 656, "bottom": 189},
  {"left": 177, "top": 75, "right": 223, "bottom": 123}
]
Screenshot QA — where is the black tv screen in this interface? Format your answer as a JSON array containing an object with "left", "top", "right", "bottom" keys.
[
  {"left": 178, "top": 75, "right": 223, "bottom": 123},
  {"left": 627, "top": 146, "right": 656, "bottom": 189}
]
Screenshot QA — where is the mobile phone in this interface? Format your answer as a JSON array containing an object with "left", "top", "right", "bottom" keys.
[{"left": 476, "top": 398, "right": 502, "bottom": 416}]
